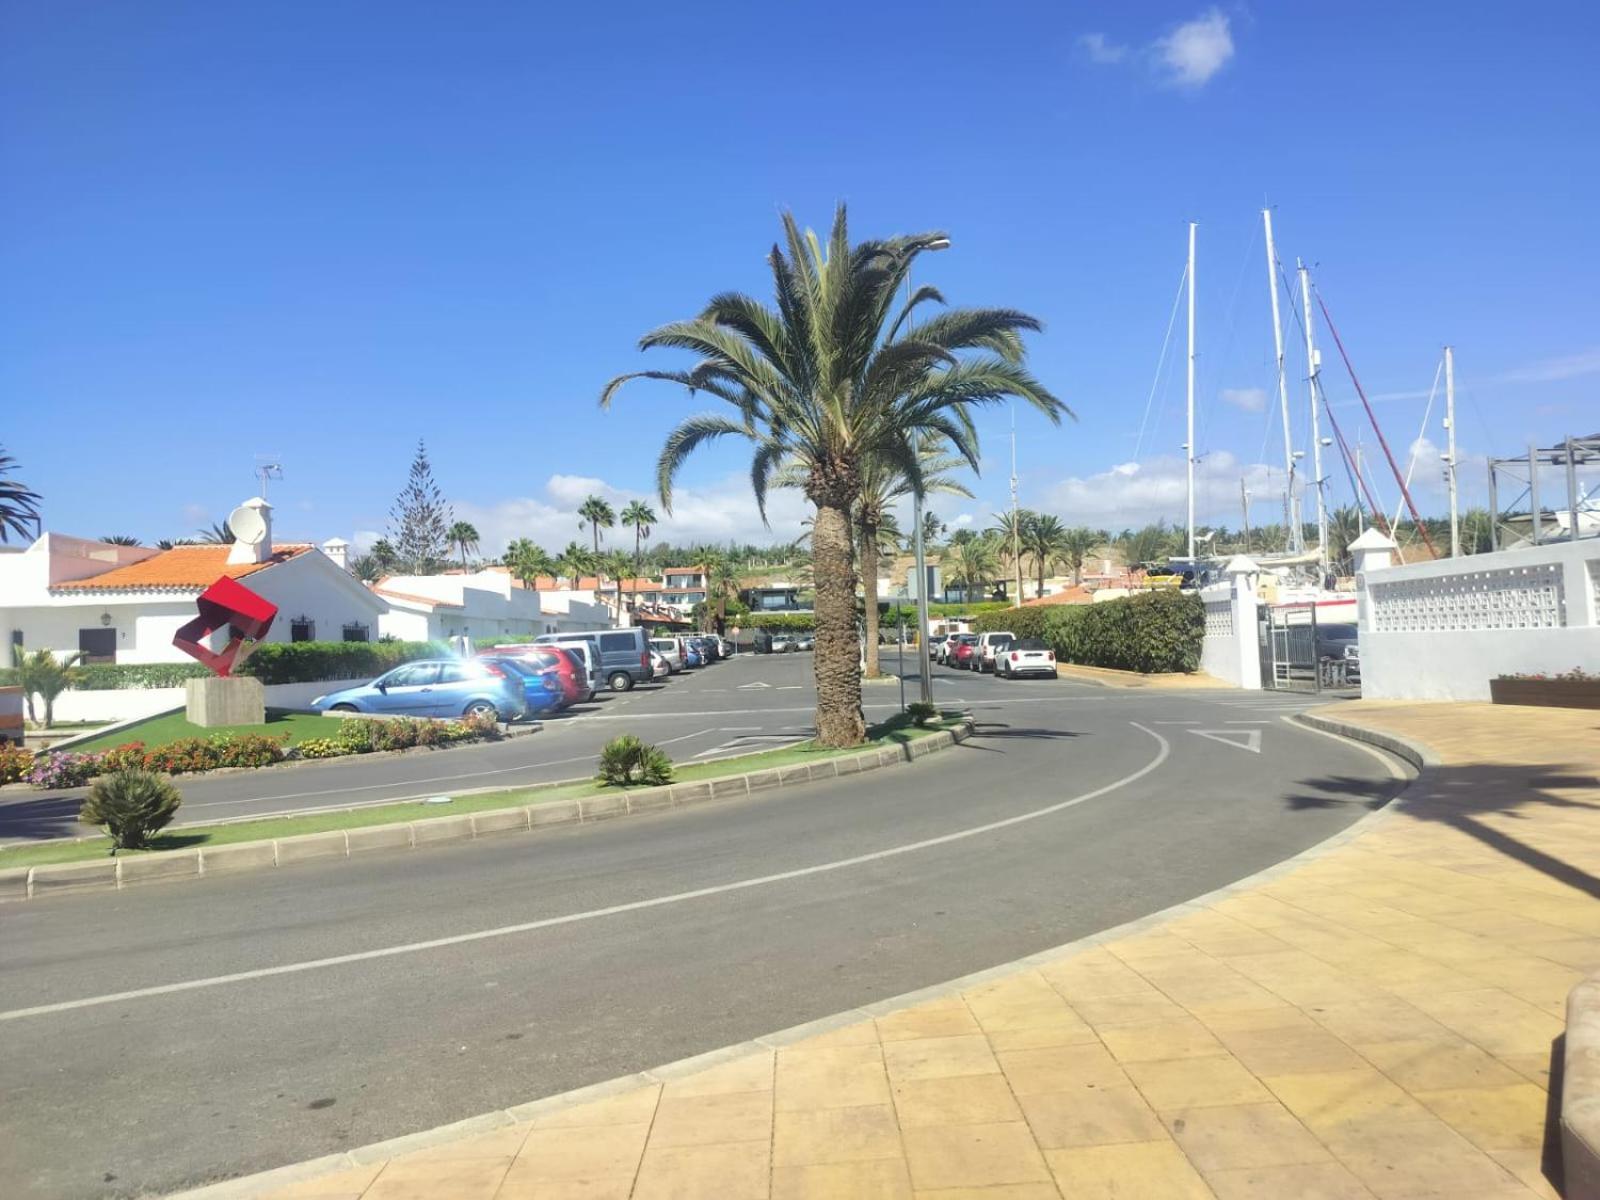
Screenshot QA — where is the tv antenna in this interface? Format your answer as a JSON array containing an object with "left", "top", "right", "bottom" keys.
[{"left": 254, "top": 458, "right": 284, "bottom": 498}]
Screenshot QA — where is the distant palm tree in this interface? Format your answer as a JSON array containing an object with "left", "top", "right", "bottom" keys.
[
  {"left": 505, "top": 538, "right": 555, "bottom": 589},
  {"left": 446, "top": 521, "right": 480, "bottom": 567},
  {"left": 370, "top": 538, "right": 399, "bottom": 570},
  {"left": 620, "top": 500, "right": 657, "bottom": 607},
  {"left": 558, "top": 542, "right": 596, "bottom": 587},
  {"left": 943, "top": 534, "right": 999, "bottom": 604},
  {"left": 702, "top": 552, "right": 741, "bottom": 632},
  {"left": 600, "top": 549, "right": 633, "bottom": 610},
  {"left": 577, "top": 496, "right": 615, "bottom": 557},
  {"left": 990, "top": 508, "right": 1034, "bottom": 604},
  {"left": 0, "top": 446, "right": 42, "bottom": 543},
  {"left": 1021, "top": 513, "right": 1071, "bottom": 599},
  {"left": 155, "top": 538, "right": 199, "bottom": 550},
  {"left": 349, "top": 554, "right": 384, "bottom": 584},
  {"left": 1059, "top": 526, "right": 1099, "bottom": 586},
  {"left": 11, "top": 645, "right": 83, "bottom": 728},
  {"left": 197, "top": 521, "right": 237, "bottom": 545},
  {"left": 99, "top": 535, "right": 142, "bottom": 546}
]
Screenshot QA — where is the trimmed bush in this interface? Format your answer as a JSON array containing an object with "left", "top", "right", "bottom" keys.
[
  {"left": 596, "top": 734, "right": 674, "bottom": 787},
  {"left": 238, "top": 640, "right": 441, "bottom": 685},
  {"left": 974, "top": 591, "right": 1203, "bottom": 674},
  {"left": 970, "top": 606, "right": 1049, "bottom": 642},
  {"left": 0, "top": 745, "right": 35, "bottom": 785},
  {"left": 742, "top": 613, "right": 817, "bottom": 632},
  {"left": 80, "top": 769, "right": 182, "bottom": 850}
]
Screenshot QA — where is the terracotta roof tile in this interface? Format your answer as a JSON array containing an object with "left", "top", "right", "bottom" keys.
[
  {"left": 372, "top": 586, "right": 464, "bottom": 610},
  {"left": 52, "top": 545, "right": 311, "bottom": 592},
  {"left": 1020, "top": 586, "right": 1095, "bottom": 607}
]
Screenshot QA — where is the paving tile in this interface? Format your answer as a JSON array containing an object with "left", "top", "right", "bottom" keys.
[
  {"left": 1044, "top": 1139, "right": 1213, "bottom": 1199},
  {"left": 773, "top": 1104, "right": 903, "bottom": 1166},
  {"left": 1015, "top": 1083, "right": 1164, "bottom": 1149},
  {"left": 511, "top": 1123, "right": 651, "bottom": 1181},
  {"left": 397, "top": 1123, "right": 531, "bottom": 1162},
  {"left": 632, "top": 1140, "right": 771, "bottom": 1200},
  {"left": 661, "top": 1051, "right": 773, "bottom": 1097},
  {"left": 882, "top": 1034, "right": 1000, "bottom": 1083},
  {"left": 982, "top": 1012, "right": 1100, "bottom": 1051},
  {"left": 494, "top": 1170, "right": 635, "bottom": 1200},
  {"left": 1211, "top": 1024, "right": 1368, "bottom": 1077},
  {"left": 259, "top": 1163, "right": 385, "bottom": 1198},
  {"left": 1098, "top": 1016, "right": 1224, "bottom": 1063},
  {"left": 363, "top": 1157, "right": 513, "bottom": 1200},
  {"left": 1262, "top": 1068, "right": 1434, "bottom": 1137},
  {"left": 776, "top": 1043, "right": 891, "bottom": 1112},
  {"left": 1487, "top": 1148, "right": 1564, "bottom": 1199},
  {"left": 1202, "top": 1160, "right": 1376, "bottom": 1200},
  {"left": 877, "top": 1000, "right": 982, "bottom": 1042},
  {"left": 1307, "top": 999, "right": 1453, "bottom": 1046},
  {"left": 1162, "top": 1101, "right": 1330, "bottom": 1172},
  {"left": 772, "top": 1159, "right": 913, "bottom": 1199},
  {"left": 1321, "top": 1114, "right": 1523, "bottom": 1197},
  {"left": 1124, "top": 1055, "right": 1271, "bottom": 1110},
  {"left": 648, "top": 1089, "right": 773, "bottom": 1148},
  {"left": 1039, "top": 957, "right": 1154, "bottom": 1000},
  {"left": 996, "top": 1042, "right": 1126, "bottom": 1096},
  {"left": 892, "top": 1074, "right": 1023, "bottom": 1128},
  {"left": 1070, "top": 992, "right": 1188, "bottom": 1029},
  {"left": 1354, "top": 1038, "right": 1527, "bottom": 1093},
  {"left": 526, "top": 1086, "right": 661, "bottom": 1129},
  {"left": 910, "top": 1186, "right": 1060, "bottom": 1200},
  {"left": 1410, "top": 1083, "right": 1551, "bottom": 1151},
  {"left": 792, "top": 1019, "right": 881, "bottom": 1047},
  {"left": 902, "top": 1122, "right": 1051, "bottom": 1190}
]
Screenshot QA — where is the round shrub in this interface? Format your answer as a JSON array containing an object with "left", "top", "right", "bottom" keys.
[
  {"left": 596, "top": 734, "right": 674, "bottom": 788},
  {"left": 212, "top": 733, "right": 288, "bottom": 769},
  {"left": 80, "top": 769, "right": 183, "bottom": 850},
  {"left": 97, "top": 741, "right": 149, "bottom": 773},
  {"left": 0, "top": 745, "right": 36, "bottom": 785},
  {"left": 334, "top": 719, "right": 382, "bottom": 753}
]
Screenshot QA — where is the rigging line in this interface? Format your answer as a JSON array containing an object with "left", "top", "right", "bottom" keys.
[
  {"left": 1318, "top": 375, "right": 1392, "bottom": 536},
  {"left": 1312, "top": 286, "right": 1438, "bottom": 557},
  {"left": 1389, "top": 356, "right": 1444, "bottom": 534},
  {"left": 1133, "top": 263, "right": 1188, "bottom": 462}
]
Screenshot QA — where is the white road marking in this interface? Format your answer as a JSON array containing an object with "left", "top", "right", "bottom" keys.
[
  {"left": 1189, "top": 729, "right": 1262, "bottom": 754},
  {"left": 0, "top": 724, "right": 1171, "bottom": 1024}
]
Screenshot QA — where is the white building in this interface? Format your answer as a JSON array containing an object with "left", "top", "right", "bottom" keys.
[
  {"left": 374, "top": 568, "right": 611, "bottom": 642},
  {"left": 0, "top": 504, "right": 387, "bottom": 664}
]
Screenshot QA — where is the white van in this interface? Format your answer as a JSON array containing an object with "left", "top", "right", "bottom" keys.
[{"left": 976, "top": 631, "right": 1015, "bottom": 673}]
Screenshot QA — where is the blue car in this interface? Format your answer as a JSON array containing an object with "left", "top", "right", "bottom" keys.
[
  {"left": 480, "top": 655, "right": 564, "bottom": 714},
  {"left": 683, "top": 642, "right": 704, "bottom": 668},
  {"left": 312, "top": 659, "right": 528, "bottom": 722}
]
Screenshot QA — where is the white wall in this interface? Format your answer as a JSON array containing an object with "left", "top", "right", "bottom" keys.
[
  {"left": 51, "top": 678, "right": 371, "bottom": 725},
  {"left": 1197, "top": 575, "right": 1262, "bottom": 689},
  {"left": 1359, "top": 539, "right": 1600, "bottom": 700}
]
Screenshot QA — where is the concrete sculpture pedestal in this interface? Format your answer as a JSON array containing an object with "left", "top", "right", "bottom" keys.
[{"left": 186, "top": 676, "right": 266, "bottom": 727}]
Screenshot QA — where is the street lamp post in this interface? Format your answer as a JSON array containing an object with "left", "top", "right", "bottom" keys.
[{"left": 908, "top": 237, "right": 950, "bottom": 706}]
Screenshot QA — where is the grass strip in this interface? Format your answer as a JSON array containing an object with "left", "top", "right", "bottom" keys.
[{"left": 0, "top": 712, "right": 962, "bottom": 871}]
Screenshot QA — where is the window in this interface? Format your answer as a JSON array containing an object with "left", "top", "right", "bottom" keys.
[
  {"left": 77, "top": 628, "right": 116, "bottom": 664},
  {"left": 341, "top": 622, "right": 370, "bottom": 643},
  {"left": 383, "top": 664, "right": 438, "bottom": 688},
  {"left": 437, "top": 662, "right": 480, "bottom": 684},
  {"left": 290, "top": 616, "right": 315, "bottom": 642},
  {"left": 598, "top": 632, "right": 635, "bottom": 652}
]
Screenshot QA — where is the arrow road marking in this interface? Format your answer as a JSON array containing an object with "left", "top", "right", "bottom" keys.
[{"left": 1189, "top": 728, "right": 1262, "bottom": 754}]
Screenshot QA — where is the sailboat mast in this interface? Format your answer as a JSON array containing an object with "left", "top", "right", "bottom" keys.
[
  {"left": 1444, "top": 346, "right": 1460, "bottom": 557},
  {"left": 1186, "top": 222, "right": 1197, "bottom": 560},
  {"left": 1299, "top": 259, "right": 1330, "bottom": 577},
  {"left": 1262, "top": 209, "right": 1298, "bottom": 552}
]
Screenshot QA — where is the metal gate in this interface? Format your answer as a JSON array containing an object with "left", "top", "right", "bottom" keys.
[{"left": 1258, "top": 603, "right": 1320, "bottom": 692}]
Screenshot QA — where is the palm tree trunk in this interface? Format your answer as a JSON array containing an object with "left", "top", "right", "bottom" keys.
[
  {"left": 810, "top": 499, "right": 866, "bottom": 747},
  {"left": 1037, "top": 555, "right": 1046, "bottom": 600},
  {"left": 860, "top": 517, "right": 882, "bottom": 678}
]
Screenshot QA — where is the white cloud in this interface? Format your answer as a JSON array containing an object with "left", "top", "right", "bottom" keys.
[
  {"left": 1154, "top": 8, "right": 1234, "bottom": 88},
  {"left": 449, "top": 473, "right": 812, "bottom": 557},
  {"left": 1496, "top": 346, "right": 1600, "bottom": 384},
  {"left": 1220, "top": 387, "right": 1267, "bottom": 412},
  {"left": 1079, "top": 32, "right": 1128, "bottom": 63},
  {"left": 1041, "top": 451, "right": 1276, "bottom": 529}
]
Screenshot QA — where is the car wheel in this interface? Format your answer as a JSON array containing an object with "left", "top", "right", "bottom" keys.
[
  {"left": 464, "top": 700, "right": 499, "bottom": 720},
  {"left": 608, "top": 671, "right": 634, "bottom": 692},
  {"left": 331, "top": 703, "right": 358, "bottom": 712}
]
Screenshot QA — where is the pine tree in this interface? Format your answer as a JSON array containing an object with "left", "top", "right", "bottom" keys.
[{"left": 388, "top": 440, "right": 453, "bottom": 574}]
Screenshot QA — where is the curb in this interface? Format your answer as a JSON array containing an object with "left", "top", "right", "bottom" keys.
[
  {"left": 0, "top": 721, "right": 975, "bottom": 903},
  {"left": 166, "top": 710, "right": 1418, "bottom": 1200}
]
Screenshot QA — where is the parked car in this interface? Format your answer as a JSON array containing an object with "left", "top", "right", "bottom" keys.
[
  {"left": 481, "top": 644, "right": 593, "bottom": 706},
  {"left": 717, "top": 636, "right": 735, "bottom": 657},
  {"left": 537, "top": 629, "right": 652, "bottom": 692},
  {"left": 1317, "top": 624, "right": 1361, "bottom": 686},
  {"left": 994, "top": 637, "right": 1056, "bottom": 679},
  {"left": 313, "top": 660, "right": 528, "bottom": 722},
  {"left": 795, "top": 634, "right": 815, "bottom": 651},
  {"left": 934, "top": 632, "right": 963, "bottom": 664},
  {"left": 650, "top": 649, "right": 672, "bottom": 680},
  {"left": 689, "top": 635, "right": 720, "bottom": 663},
  {"left": 650, "top": 637, "right": 685, "bottom": 673},
  {"left": 1315, "top": 624, "right": 1359, "bottom": 662},
  {"left": 683, "top": 640, "right": 705, "bottom": 668},
  {"left": 479, "top": 655, "right": 565, "bottom": 713},
  {"left": 977, "top": 631, "right": 1015, "bottom": 673},
  {"left": 770, "top": 634, "right": 798, "bottom": 653},
  {"left": 951, "top": 635, "right": 981, "bottom": 669}
]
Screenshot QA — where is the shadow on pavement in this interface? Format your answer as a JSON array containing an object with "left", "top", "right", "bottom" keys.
[{"left": 0, "top": 793, "right": 87, "bottom": 841}]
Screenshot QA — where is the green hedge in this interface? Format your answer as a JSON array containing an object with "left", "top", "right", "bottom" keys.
[
  {"left": 236, "top": 640, "right": 444, "bottom": 685},
  {"left": 0, "top": 663, "right": 213, "bottom": 691},
  {"left": 972, "top": 591, "right": 1203, "bottom": 674},
  {"left": 740, "top": 613, "right": 816, "bottom": 632}
]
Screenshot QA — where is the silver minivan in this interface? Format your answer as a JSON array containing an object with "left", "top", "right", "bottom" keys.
[
  {"left": 650, "top": 637, "right": 685, "bottom": 673},
  {"left": 537, "top": 628, "right": 652, "bottom": 692}
]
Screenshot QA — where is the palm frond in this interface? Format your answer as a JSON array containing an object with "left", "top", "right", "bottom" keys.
[{"left": 656, "top": 413, "right": 755, "bottom": 512}]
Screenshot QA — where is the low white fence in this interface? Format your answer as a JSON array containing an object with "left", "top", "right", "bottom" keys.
[
  {"left": 51, "top": 678, "right": 367, "bottom": 726},
  {"left": 1358, "top": 539, "right": 1600, "bottom": 701}
]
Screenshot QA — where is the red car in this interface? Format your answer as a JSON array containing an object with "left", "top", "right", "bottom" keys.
[
  {"left": 952, "top": 636, "right": 980, "bottom": 669},
  {"left": 480, "top": 645, "right": 588, "bottom": 708}
]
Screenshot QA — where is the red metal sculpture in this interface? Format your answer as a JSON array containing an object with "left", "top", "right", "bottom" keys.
[{"left": 172, "top": 576, "right": 279, "bottom": 677}]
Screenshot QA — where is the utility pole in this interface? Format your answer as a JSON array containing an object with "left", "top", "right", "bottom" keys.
[
  {"left": 1298, "top": 260, "right": 1329, "bottom": 577},
  {"left": 1444, "top": 346, "right": 1460, "bottom": 556},
  {"left": 1186, "top": 222, "right": 1197, "bottom": 560},
  {"left": 1262, "top": 210, "right": 1298, "bottom": 551},
  {"left": 1240, "top": 478, "right": 1251, "bottom": 553}
]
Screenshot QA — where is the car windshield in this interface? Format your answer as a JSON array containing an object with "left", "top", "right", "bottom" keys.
[
  {"left": 958, "top": 635, "right": 979, "bottom": 644},
  {"left": 1323, "top": 626, "right": 1357, "bottom": 639}
]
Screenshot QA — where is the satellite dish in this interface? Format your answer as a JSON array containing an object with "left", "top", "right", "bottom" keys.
[{"left": 228, "top": 504, "right": 267, "bottom": 546}]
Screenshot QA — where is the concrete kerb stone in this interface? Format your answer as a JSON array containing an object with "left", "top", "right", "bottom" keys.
[
  {"left": 1565, "top": 977, "right": 1600, "bottom": 1200},
  {"left": 166, "top": 1152, "right": 361, "bottom": 1200},
  {"left": 5, "top": 719, "right": 979, "bottom": 904}
]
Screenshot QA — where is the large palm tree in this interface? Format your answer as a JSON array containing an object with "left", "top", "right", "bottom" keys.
[
  {"left": 1021, "top": 513, "right": 1071, "bottom": 599},
  {"left": 505, "top": 537, "right": 554, "bottom": 589},
  {"left": 702, "top": 551, "right": 741, "bottom": 633},
  {"left": 0, "top": 446, "right": 42, "bottom": 543},
  {"left": 620, "top": 500, "right": 657, "bottom": 607},
  {"left": 447, "top": 521, "right": 480, "bottom": 567},
  {"left": 577, "top": 495, "right": 615, "bottom": 557},
  {"left": 990, "top": 508, "right": 1033, "bottom": 604},
  {"left": 601, "top": 206, "right": 1066, "bottom": 746},
  {"left": 944, "top": 534, "right": 1000, "bottom": 605}
]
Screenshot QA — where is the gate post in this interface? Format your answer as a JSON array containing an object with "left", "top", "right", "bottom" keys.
[
  {"left": 1226, "top": 555, "right": 1263, "bottom": 690},
  {"left": 1350, "top": 528, "right": 1398, "bottom": 637}
]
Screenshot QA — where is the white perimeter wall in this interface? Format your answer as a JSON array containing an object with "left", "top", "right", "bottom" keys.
[
  {"left": 1359, "top": 539, "right": 1600, "bottom": 701},
  {"left": 51, "top": 678, "right": 371, "bottom": 725}
]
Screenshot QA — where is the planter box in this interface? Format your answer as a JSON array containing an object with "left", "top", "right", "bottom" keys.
[{"left": 1490, "top": 678, "right": 1600, "bottom": 710}]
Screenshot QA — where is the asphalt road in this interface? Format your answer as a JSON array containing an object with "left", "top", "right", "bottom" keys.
[
  {"left": 0, "top": 651, "right": 875, "bottom": 841},
  {"left": 0, "top": 660, "right": 1407, "bottom": 1198}
]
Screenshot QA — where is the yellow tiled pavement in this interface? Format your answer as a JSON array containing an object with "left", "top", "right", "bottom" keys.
[{"left": 254, "top": 700, "right": 1596, "bottom": 1199}]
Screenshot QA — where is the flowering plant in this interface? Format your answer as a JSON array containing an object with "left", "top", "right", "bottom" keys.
[{"left": 1496, "top": 667, "right": 1596, "bottom": 682}]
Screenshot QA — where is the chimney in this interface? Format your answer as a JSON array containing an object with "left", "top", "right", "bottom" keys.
[
  {"left": 321, "top": 537, "right": 350, "bottom": 571},
  {"left": 226, "top": 497, "right": 273, "bottom": 565}
]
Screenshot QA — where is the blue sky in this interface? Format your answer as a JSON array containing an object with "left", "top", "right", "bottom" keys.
[{"left": 4, "top": 1, "right": 1597, "bottom": 554}]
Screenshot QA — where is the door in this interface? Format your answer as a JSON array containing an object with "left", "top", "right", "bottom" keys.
[
  {"left": 373, "top": 663, "right": 440, "bottom": 713},
  {"left": 431, "top": 661, "right": 482, "bottom": 717},
  {"left": 77, "top": 628, "right": 116, "bottom": 664}
]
